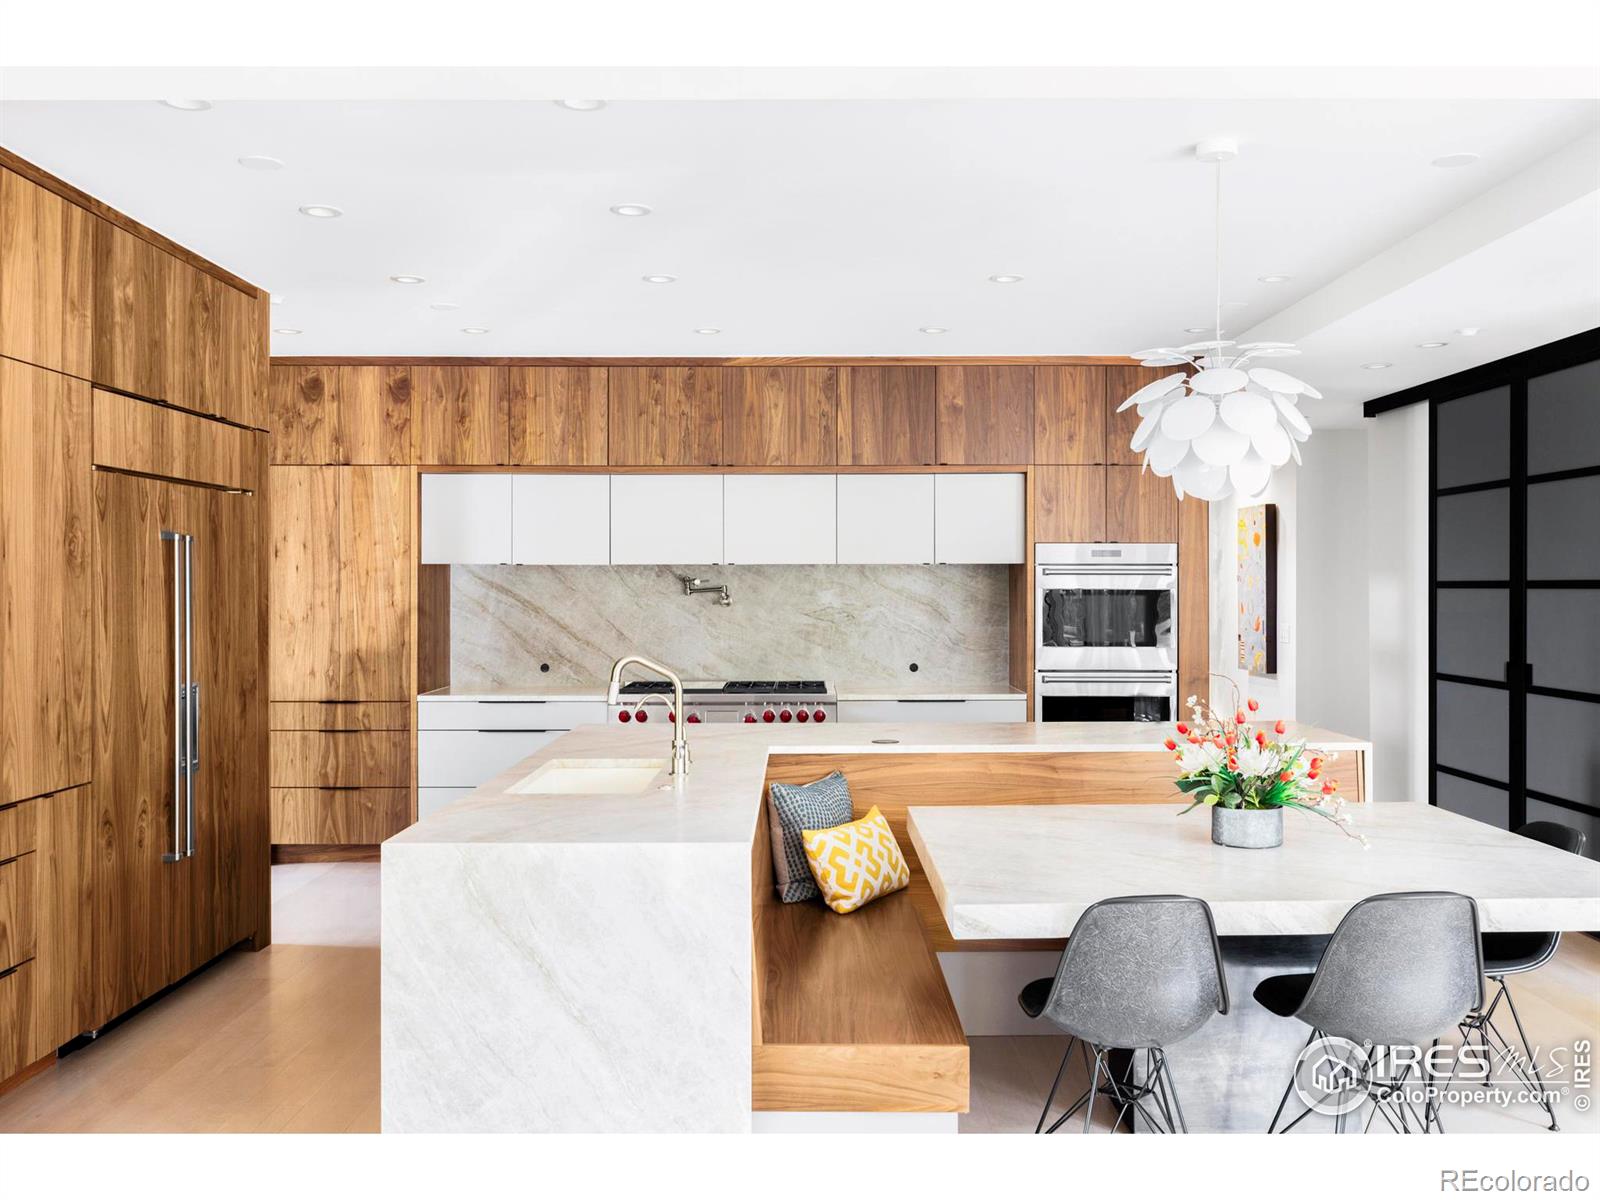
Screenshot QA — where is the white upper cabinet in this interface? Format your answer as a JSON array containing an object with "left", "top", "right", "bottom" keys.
[
  {"left": 724, "top": 475, "right": 837, "bottom": 564},
  {"left": 512, "top": 474, "right": 610, "bottom": 564},
  {"left": 934, "top": 473, "right": 1026, "bottom": 563},
  {"left": 837, "top": 474, "right": 934, "bottom": 564},
  {"left": 610, "top": 474, "right": 724, "bottom": 564},
  {"left": 421, "top": 473, "right": 513, "bottom": 564}
]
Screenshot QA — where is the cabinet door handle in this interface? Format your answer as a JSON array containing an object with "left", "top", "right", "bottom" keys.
[
  {"left": 161, "top": 530, "right": 184, "bottom": 864},
  {"left": 183, "top": 534, "right": 197, "bottom": 861}
]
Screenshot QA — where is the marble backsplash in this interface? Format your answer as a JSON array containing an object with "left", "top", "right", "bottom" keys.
[{"left": 449, "top": 564, "right": 1012, "bottom": 688}]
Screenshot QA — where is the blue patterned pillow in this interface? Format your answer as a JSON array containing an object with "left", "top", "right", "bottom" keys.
[{"left": 768, "top": 772, "right": 854, "bottom": 903}]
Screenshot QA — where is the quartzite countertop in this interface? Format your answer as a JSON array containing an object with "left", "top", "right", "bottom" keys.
[{"left": 381, "top": 719, "right": 1371, "bottom": 1134}]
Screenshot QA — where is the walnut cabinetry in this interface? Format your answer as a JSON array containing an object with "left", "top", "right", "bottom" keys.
[
  {"left": 270, "top": 465, "right": 414, "bottom": 702},
  {"left": 413, "top": 364, "right": 507, "bottom": 465},
  {"left": 725, "top": 367, "right": 838, "bottom": 466},
  {"left": 1106, "top": 465, "right": 1179, "bottom": 542},
  {"left": 1034, "top": 365, "right": 1106, "bottom": 465},
  {"left": 838, "top": 367, "right": 935, "bottom": 466},
  {"left": 608, "top": 366, "right": 726, "bottom": 466},
  {"left": 507, "top": 366, "right": 608, "bottom": 466},
  {"left": 0, "top": 168, "right": 95, "bottom": 379},
  {"left": 269, "top": 364, "right": 412, "bottom": 465},
  {"left": 1103, "top": 364, "right": 1165, "bottom": 466},
  {"left": 92, "top": 221, "right": 267, "bottom": 429},
  {"left": 1034, "top": 465, "right": 1106, "bottom": 542},
  {"left": 935, "top": 365, "right": 1034, "bottom": 465}
]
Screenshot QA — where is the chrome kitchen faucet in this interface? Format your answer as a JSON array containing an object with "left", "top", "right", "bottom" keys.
[{"left": 606, "top": 654, "right": 691, "bottom": 777}]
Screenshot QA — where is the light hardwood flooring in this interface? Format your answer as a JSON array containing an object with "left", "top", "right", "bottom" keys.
[{"left": 1, "top": 863, "right": 1595, "bottom": 1134}]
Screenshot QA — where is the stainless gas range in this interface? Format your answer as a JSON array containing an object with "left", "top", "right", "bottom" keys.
[{"left": 608, "top": 679, "right": 837, "bottom": 727}]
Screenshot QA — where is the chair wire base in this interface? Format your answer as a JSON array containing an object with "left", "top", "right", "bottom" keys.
[
  {"left": 1034, "top": 1040, "right": 1188, "bottom": 1134},
  {"left": 1460, "top": 975, "right": 1559, "bottom": 1132},
  {"left": 1267, "top": 1029, "right": 1450, "bottom": 1134}
]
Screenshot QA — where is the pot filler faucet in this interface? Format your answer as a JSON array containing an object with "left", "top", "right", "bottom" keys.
[{"left": 606, "top": 654, "right": 691, "bottom": 777}]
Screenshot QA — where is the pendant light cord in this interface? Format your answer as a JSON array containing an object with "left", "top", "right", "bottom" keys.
[{"left": 1214, "top": 160, "right": 1223, "bottom": 350}]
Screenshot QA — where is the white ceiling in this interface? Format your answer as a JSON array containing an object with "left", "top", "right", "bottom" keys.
[{"left": 1, "top": 86, "right": 1597, "bottom": 426}]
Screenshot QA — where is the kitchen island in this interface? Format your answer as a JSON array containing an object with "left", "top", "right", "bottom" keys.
[{"left": 380, "top": 720, "right": 1370, "bottom": 1133}]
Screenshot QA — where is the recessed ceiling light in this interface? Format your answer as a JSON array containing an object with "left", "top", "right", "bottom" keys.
[
  {"left": 1183, "top": 326, "right": 1212, "bottom": 334},
  {"left": 429, "top": 301, "right": 461, "bottom": 312},
  {"left": 610, "top": 204, "right": 651, "bottom": 217},
  {"left": 1456, "top": 326, "right": 1481, "bottom": 337},
  {"left": 298, "top": 205, "right": 343, "bottom": 219},
  {"left": 642, "top": 275, "right": 677, "bottom": 284},
  {"left": 555, "top": 99, "right": 607, "bottom": 112},
  {"left": 461, "top": 327, "right": 490, "bottom": 335},
  {"left": 988, "top": 274, "right": 1024, "bottom": 284},
  {"left": 1258, "top": 274, "right": 1292, "bottom": 284},
  {"left": 1361, "top": 362, "right": 1392, "bottom": 370},
  {"left": 919, "top": 327, "right": 948, "bottom": 335},
  {"left": 160, "top": 99, "right": 212, "bottom": 111},
  {"left": 273, "top": 328, "right": 302, "bottom": 336},
  {"left": 694, "top": 328, "right": 721, "bottom": 335},
  {"left": 389, "top": 274, "right": 426, "bottom": 285},
  {"left": 1221, "top": 300, "right": 1249, "bottom": 309},
  {"left": 237, "top": 155, "right": 284, "bottom": 171},
  {"left": 1431, "top": 153, "right": 1480, "bottom": 169},
  {"left": 1417, "top": 341, "right": 1449, "bottom": 349},
  {"left": 270, "top": 295, "right": 285, "bottom": 306}
]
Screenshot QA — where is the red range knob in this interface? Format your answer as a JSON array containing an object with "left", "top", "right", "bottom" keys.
[
  {"left": 686, "top": 713, "right": 702, "bottom": 724},
  {"left": 761, "top": 709, "right": 776, "bottom": 723},
  {"left": 795, "top": 709, "right": 810, "bottom": 723},
  {"left": 666, "top": 710, "right": 675, "bottom": 723},
  {"left": 779, "top": 709, "right": 793, "bottom": 723},
  {"left": 635, "top": 709, "right": 649, "bottom": 723},
  {"left": 813, "top": 709, "right": 827, "bottom": 723},
  {"left": 617, "top": 709, "right": 631, "bottom": 723},
  {"left": 743, "top": 713, "right": 757, "bottom": 724}
]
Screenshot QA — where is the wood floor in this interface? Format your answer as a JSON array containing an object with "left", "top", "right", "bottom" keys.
[{"left": 0, "top": 863, "right": 1594, "bottom": 1134}]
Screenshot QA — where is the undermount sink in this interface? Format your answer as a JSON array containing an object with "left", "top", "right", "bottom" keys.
[{"left": 509, "top": 758, "right": 670, "bottom": 796}]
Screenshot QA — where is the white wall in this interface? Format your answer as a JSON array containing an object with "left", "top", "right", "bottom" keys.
[
  {"left": 1366, "top": 403, "right": 1431, "bottom": 803},
  {"left": 1209, "top": 464, "right": 1297, "bottom": 721},
  {"left": 1298, "top": 430, "right": 1372, "bottom": 738}
]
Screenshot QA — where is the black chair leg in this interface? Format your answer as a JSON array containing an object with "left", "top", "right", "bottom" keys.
[
  {"left": 1034, "top": 1037, "right": 1078, "bottom": 1134},
  {"left": 1268, "top": 1029, "right": 1318, "bottom": 1133},
  {"left": 1499, "top": 979, "right": 1559, "bottom": 1132}
]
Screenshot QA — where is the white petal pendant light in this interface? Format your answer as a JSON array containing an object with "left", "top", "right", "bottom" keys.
[{"left": 1115, "top": 138, "right": 1317, "bottom": 501}]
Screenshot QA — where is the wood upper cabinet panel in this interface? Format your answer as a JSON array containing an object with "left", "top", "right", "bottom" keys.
[
  {"left": 412, "top": 365, "right": 507, "bottom": 465},
  {"left": 269, "top": 364, "right": 338, "bottom": 464},
  {"left": 1104, "top": 364, "right": 1170, "bottom": 466},
  {"left": 726, "top": 367, "right": 838, "bottom": 467},
  {"left": 0, "top": 168, "right": 95, "bottom": 378},
  {"left": 0, "top": 359, "right": 92, "bottom": 804},
  {"left": 935, "top": 366, "right": 1034, "bottom": 465},
  {"left": 338, "top": 467, "right": 413, "bottom": 700},
  {"left": 338, "top": 366, "right": 412, "bottom": 465},
  {"left": 1034, "top": 466, "right": 1106, "bottom": 543},
  {"left": 507, "top": 366, "right": 608, "bottom": 466},
  {"left": 269, "top": 465, "right": 341, "bottom": 701},
  {"left": 838, "top": 367, "right": 935, "bottom": 466},
  {"left": 1105, "top": 465, "right": 1178, "bottom": 542},
  {"left": 213, "top": 282, "right": 268, "bottom": 430},
  {"left": 92, "top": 388, "right": 262, "bottom": 492},
  {"left": 608, "top": 366, "right": 726, "bottom": 466},
  {"left": 92, "top": 220, "right": 169, "bottom": 403},
  {"left": 1035, "top": 365, "right": 1107, "bottom": 464}
]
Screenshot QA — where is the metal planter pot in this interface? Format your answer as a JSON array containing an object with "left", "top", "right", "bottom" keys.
[{"left": 1211, "top": 805, "right": 1284, "bottom": 849}]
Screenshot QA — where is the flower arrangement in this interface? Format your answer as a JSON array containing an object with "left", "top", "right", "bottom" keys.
[{"left": 1166, "top": 680, "right": 1366, "bottom": 845}]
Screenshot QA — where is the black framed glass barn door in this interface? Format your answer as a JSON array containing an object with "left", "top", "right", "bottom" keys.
[
  {"left": 1522, "top": 360, "right": 1600, "bottom": 855},
  {"left": 1431, "top": 348, "right": 1600, "bottom": 859}
]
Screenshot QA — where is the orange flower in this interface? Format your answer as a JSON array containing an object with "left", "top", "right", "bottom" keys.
[
  {"left": 1224, "top": 734, "right": 1236, "bottom": 747},
  {"left": 1278, "top": 771, "right": 1293, "bottom": 783},
  {"left": 1274, "top": 719, "right": 1287, "bottom": 735},
  {"left": 1176, "top": 722, "right": 1189, "bottom": 735},
  {"left": 1247, "top": 698, "right": 1260, "bottom": 712},
  {"left": 1235, "top": 711, "right": 1246, "bottom": 724},
  {"left": 1255, "top": 730, "right": 1267, "bottom": 747},
  {"left": 1164, "top": 737, "right": 1177, "bottom": 751},
  {"left": 1321, "top": 782, "right": 1336, "bottom": 795},
  {"left": 1310, "top": 757, "right": 1323, "bottom": 771},
  {"left": 1308, "top": 770, "right": 1319, "bottom": 781}
]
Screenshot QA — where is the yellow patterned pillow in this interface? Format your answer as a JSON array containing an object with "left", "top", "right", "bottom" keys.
[{"left": 801, "top": 805, "right": 911, "bottom": 914}]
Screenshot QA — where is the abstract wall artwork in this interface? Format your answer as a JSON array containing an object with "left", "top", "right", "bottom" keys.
[{"left": 1237, "top": 503, "right": 1278, "bottom": 676}]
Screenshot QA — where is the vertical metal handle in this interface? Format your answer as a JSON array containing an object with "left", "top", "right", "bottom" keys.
[
  {"left": 161, "top": 530, "right": 184, "bottom": 863},
  {"left": 183, "top": 534, "right": 196, "bottom": 860}
]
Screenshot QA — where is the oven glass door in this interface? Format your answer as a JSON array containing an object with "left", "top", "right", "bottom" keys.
[{"left": 1040, "top": 586, "right": 1171, "bottom": 649}]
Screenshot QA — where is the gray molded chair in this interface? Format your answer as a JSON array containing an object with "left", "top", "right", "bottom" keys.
[
  {"left": 1018, "top": 895, "right": 1229, "bottom": 1134},
  {"left": 1254, "top": 891, "right": 1484, "bottom": 1134},
  {"left": 1460, "top": 820, "right": 1587, "bottom": 1131}
]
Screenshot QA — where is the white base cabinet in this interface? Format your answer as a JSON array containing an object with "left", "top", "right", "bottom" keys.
[
  {"left": 417, "top": 699, "right": 608, "bottom": 792},
  {"left": 418, "top": 786, "right": 475, "bottom": 820},
  {"left": 837, "top": 698, "right": 1027, "bottom": 723}
]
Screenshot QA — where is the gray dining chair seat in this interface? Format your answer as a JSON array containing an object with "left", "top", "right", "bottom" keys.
[
  {"left": 1018, "top": 976, "right": 1052, "bottom": 1019},
  {"left": 1020, "top": 894, "right": 1228, "bottom": 1134},
  {"left": 1481, "top": 930, "right": 1559, "bottom": 975}
]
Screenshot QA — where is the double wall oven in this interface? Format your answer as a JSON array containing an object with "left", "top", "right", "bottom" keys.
[{"left": 1034, "top": 543, "right": 1179, "bottom": 723}]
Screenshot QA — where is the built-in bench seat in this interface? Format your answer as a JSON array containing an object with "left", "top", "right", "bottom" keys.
[{"left": 751, "top": 888, "right": 968, "bottom": 1113}]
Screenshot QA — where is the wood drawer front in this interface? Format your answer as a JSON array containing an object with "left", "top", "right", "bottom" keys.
[
  {"left": 270, "top": 701, "right": 411, "bottom": 731},
  {"left": 0, "top": 958, "right": 35, "bottom": 1080},
  {"left": 271, "top": 788, "right": 411, "bottom": 845},
  {"left": 416, "top": 699, "right": 607, "bottom": 731},
  {"left": 0, "top": 798, "right": 38, "bottom": 861},
  {"left": 0, "top": 852, "right": 37, "bottom": 973},
  {"left": 418, "top": 729, "right": 564, "bottom": 789},
  {"left": 270, "top": 730, "right": 410, "bottom": 788},
  {"left": 93, "top": 388, "right": 263, "bottom": 491}
]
